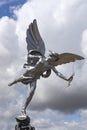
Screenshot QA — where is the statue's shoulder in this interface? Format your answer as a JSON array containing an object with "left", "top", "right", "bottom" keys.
[{"left": 46, "top": 56, "right": 52, "bottom": 64}]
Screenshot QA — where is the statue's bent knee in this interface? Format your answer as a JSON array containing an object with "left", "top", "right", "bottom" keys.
[{"left": 42, "top": 69, "right": 51, "bottom": 78}]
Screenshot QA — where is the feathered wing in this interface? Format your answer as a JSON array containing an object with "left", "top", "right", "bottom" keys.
[
  {"left": 52, "top": 53, "right": 84, "bottom": 66},
  {"left": 26, "top": 19, "right": 45, "bottom": 56}
]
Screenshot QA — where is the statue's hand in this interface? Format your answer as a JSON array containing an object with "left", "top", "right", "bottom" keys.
[{"left": 67, "top": 73, "right": 75, "bottom": 87}]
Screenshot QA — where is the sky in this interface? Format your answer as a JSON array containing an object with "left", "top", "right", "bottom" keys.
[
  {"left": 0, "top": 0, "right": 87, "bottom": 130},
  {"left": 0, "top": 0, "right": 26, "bottom": 18}
]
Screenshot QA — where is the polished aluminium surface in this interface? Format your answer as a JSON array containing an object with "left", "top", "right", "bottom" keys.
[{"left": 9, "top": 19, "right": 84, "bottom": 115}]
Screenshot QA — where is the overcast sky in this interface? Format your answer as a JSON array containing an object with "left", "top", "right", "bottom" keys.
[{"left": 0, "top": 0, "right": 87, "bottom": 130}]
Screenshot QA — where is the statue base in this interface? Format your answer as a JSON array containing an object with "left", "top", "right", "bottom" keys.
[{"left": 15, "top": 115, "right": 35, "bottom": 130}]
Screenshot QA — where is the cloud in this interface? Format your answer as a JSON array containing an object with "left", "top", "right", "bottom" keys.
[
  {"left": 81, "top": 29, "right": 87, "bottom": 56},
  {"left": 28, "top": 109, "right": 87, "bottom": 130},
  {"left": 0, "top": 0, "right": 87, "bottom": 130}
]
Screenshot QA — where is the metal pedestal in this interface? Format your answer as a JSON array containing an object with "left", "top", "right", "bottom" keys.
[{"left": 15, "top": 115, "right": 35, "bottom": 130}]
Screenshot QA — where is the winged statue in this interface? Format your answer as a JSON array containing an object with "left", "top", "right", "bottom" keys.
[{"left": 8, "top": 19, "right": 84, "bottom": 114}]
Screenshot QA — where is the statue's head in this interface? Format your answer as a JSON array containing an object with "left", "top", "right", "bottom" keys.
[
  {"left": 49, "top": 51, "right": 60, "bottom": 61},
  {"left": 27, "top": 50, "right": 42, "bottom": 65}
]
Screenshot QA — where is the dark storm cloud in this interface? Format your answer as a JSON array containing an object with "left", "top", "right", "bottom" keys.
[{"left": 31, "top": 82, "right": 87, "bottom": 113}]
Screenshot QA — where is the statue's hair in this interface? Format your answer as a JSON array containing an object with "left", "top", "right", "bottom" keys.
[{"left": 28, "top": 50, "right": 42, "bottom": 56}]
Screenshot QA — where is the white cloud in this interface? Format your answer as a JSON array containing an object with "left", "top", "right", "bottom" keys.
[
  {"left": 0, "top": 0, "right": 87, "bottom": 130},
  {"left": 81, "top": 29, "right": 87, "bottom": 56}
]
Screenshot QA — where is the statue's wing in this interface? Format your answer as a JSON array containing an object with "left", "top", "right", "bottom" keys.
[
  {"left": 52, "top": 53, "right": 84, "bottom": 66},
  {"left": 26, "top": 19, "right": 45, "bottom": 56}
]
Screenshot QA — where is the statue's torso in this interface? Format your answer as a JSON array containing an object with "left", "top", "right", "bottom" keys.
[{"left": 23, "top": 59, "right": 51, "bottom": 79}]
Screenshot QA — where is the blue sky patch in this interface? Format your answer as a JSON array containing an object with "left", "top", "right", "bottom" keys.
[
  {"left": 65, "top": 112, "right": 83, "bottom": 123},
  {"left": 0, "top": 0, "right": 27, "bottom": 18}
]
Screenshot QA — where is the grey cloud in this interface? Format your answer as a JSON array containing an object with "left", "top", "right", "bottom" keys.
[{"left": 29, "top": 76, "right": 87, "bottom": 113}]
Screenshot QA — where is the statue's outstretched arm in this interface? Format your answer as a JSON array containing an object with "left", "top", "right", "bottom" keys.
[{"left": 52, "top": 67, "right": 74, "bottom": 85}]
